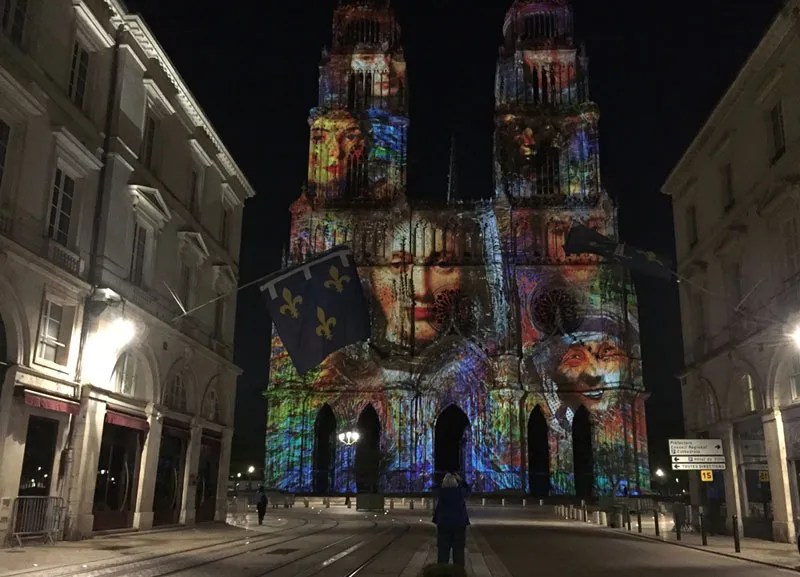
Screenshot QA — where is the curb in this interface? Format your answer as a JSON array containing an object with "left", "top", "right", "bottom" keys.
[{"left": 566, "top": 518, "right": 800, "bottom": 573}]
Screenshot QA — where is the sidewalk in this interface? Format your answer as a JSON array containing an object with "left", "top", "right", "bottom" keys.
[
  {"left": 0, "top": 516, "right": 290, "bottom": 577},
  {"left": 574, "top": 513, "right": 800, "bottom": 571}
]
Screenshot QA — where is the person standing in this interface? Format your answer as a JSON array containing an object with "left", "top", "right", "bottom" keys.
[
  {"left": 256, "top": 486, "right": 268, "bottom": 525},
  {"left": 432, "top": 472, "right": 471, "bottom": 566}
]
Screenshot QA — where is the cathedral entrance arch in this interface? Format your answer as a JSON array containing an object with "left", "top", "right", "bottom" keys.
[
  {"left": 527, "top": 405, "right": 550, "bottom": 497},
  {"left": 313, "top": 404, "right": 337, "bottom": 494},
  {"left": 434, "top": 405, "right": 470, "bottom": 486},
  {"left": 355, "top": 404, "right": 381, "bottom": 492},
  {"left": 572, "top": 406, "right": 593, "bottom": 499}
]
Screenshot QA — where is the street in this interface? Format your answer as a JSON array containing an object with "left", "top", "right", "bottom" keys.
[{"left": 0, "top": 506, "right": 796, "bottom": 577}]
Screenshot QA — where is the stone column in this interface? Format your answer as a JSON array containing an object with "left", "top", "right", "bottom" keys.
[
  {"left": 0, "top": 395, "right": 27, "bottom": 497},
  {"left": 215, "top": 427, "right": 233, "bottom": 521},
  {"left": 179, "top": 420, "right": 202, "bottom": 526},
  {"left": 762, "top": 409, "right": 796, "bottom": 543},
  {"left": 64, "top": 386, "right": 106, "bottom": 540},
  {"left": 718, "top": 423, "right": 744, "bottom": 537},
  {"left": 0, "top": 366, "right": 16, "bottom": 476},
  {"left": 132, "top": 405, "right": 163, "bottom": 530}
]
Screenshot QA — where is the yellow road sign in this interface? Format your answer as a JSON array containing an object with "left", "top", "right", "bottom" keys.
[
  {"left": 700, "top": 470, "right": 714, "bottom": 482},
  {"left": 759, "top": 470, "right": 770, "bottom": 483}
]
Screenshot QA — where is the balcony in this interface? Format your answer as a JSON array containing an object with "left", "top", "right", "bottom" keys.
[{"left": 45, "top": 239, "right": 84, "bottom": 277}]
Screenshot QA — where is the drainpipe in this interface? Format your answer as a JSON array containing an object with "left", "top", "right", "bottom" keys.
[{"left": 61, "top": 24, "right": 125, "bottom": 537}]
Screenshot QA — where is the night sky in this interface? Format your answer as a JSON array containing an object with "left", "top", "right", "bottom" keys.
[{"left": 125, "top": 0, "right": 782, "bottom": 477}]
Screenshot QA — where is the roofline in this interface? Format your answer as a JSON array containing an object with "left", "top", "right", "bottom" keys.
[
  {"left": 661, "top": 0, "right": 798, "bottom": 198},
  {"left": 103, "top": 0, "right": 256, "bottom": 200}
]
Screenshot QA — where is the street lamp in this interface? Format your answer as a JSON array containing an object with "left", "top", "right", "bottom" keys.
[
  {"left": 338, "top": 431, "right": 360, "bottom": 505},
  {"left": 247, "top": 465, "right": 255, "bottom": 474},
  {"left": 655, "top": 468, "right": 665, "bottom": 478},
  {"left": 791, "top": 325, "right": 800, "bottom": 349}
]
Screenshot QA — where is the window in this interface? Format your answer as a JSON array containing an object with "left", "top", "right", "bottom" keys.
[
  {"left": 214, "top": 298, "right": 225, "bottom": 339},
  {"left": 141, "top": 115, "right": 156, "bottom": 168},
  {"left": 741, "top": 374, "right": 758, "bottom": 413},
  {"left": 721, "top": 163, "right": 734, "bottom": 211},
  {"left": 113, "top": 352, "right": 141, "bottom": 397},
  {"left": 781, "top": 216, "right": 800, "bottom": 282},
  {"left": 179, "top": 259, "right": 192, "bottom": 310},
  {"left": 2, "top": 0, "right": 27, "bottom": 46},
  {"left": 770, "top": 102, "right": 786, "bottom": 163},
  {"left": 165, "top": 374, "right": 187, "bottom": 412},
  {"left": 202, "top": 387, "right": 219, "bottom": 422},
  {"left": 686, "top": 205, "right": 698, "bottom": 247},
  {"left": 189, "top": 169, "right": 200, "bottom": 214},
  {"left": 220, "top": 207, "right": 231, "bottom": 249},
  {"left": 68, "top": 42, "right": 90, "bottom": 109},
  {"left": 130, "top": 221, "right": 147, "bottom": 286},
  {"left": 48, "top": 168, "right": 75, "bottom": 247},
  {"left": 37, "top": 298, "right": 75, "bottom": 367},
  {"left": 0, "top": 119, "right": 10, "bottom": 191}
]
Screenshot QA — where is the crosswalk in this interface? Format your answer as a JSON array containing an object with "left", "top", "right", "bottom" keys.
[{"left": 397, "top": 526, "right": 512, "bottom": 577}]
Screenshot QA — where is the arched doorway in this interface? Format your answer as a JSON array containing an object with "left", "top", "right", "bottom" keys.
[
  {"left": 527, "top": 405, "right": 549, "bottom": 497},
  {"left": 355, "top": 404, "right": 380, "bottom": 493},
  {"left": 434, "top": 405, "right": 470, "bottom": 486},
  {"left": 573, "top": 405, "right": 593, "bottom": 499},
  {"left": 312, "top": 404, "right": 336, "bottom": 494}
]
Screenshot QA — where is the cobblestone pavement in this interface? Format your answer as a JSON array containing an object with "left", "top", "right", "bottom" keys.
[{"left": 1, "top": 505, "right": 797, "bottom": 576}]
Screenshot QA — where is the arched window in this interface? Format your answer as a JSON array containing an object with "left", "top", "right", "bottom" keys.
[
  {"left": 113, "top": 351, "right": 141, "bottom": 398},
  {"left": 165, "top": 374, "right": 187, "bottom": 412},
  {"left": 741, "top": 374, "right": 759, "bottom": 413},
  {"left": 202, "top": 387, "right": 219, "bottom": 422}
]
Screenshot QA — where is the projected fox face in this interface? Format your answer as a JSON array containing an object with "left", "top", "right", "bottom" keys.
[{"left": 554, "top": 334, "right": 626, "bottom": 412}]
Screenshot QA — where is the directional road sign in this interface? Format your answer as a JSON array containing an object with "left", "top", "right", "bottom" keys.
[
  {"left": 672, "top": 462, "right": 726, "bottom": 471},
  {"left": 668, "top": 439, "right": 723, "bottom": 456},
  {"left": 672, "top": 456, "right": 725, "bottom": 464}
]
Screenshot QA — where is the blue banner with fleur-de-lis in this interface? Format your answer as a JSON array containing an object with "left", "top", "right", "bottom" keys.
[{"left": 259, "top": 246, "right": 370, "bottom": 375}]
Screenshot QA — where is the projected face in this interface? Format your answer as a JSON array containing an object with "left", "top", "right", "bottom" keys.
[
  {"left": 554, "top": 332, "right": 626, "bottom": 412},
  {"left": 309, "top": 112, "right": 366, "bottom": 187},
  {"left": 371, "top": 222, "right": 463, "bottom": 346}
]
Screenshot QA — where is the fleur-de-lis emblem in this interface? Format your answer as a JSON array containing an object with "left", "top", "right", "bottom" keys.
[
  {"left": 315, "top": 307, "right": 336, "bottom": 340},
  {"left": 323, "top": 265, "right": 351, "bottom": 293},
  {"left": 279, "top": 287, "right": 302, "bottom": 318}
]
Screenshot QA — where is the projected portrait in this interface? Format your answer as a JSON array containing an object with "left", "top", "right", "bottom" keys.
[{"left": 308, "top": 110, "right": 367, "bottom": 195}]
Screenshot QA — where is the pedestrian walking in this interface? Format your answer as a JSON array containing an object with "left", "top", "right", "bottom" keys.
[
  {"left": 432, "top": 472, "right": 471, "bottom": 566},
  {"left": 257, "top": 486, "right": 268, "bottom": 525}
]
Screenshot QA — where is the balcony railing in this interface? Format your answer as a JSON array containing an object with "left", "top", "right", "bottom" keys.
[{"left": 45, "top": 239, "right": 83, "bottom": 277}]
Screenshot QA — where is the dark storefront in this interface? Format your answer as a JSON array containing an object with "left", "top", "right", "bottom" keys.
[
  {"left": 195, "top": 433, "right": 221, "bottom": 523},
  {"left": 92, "top": 411, "right": 146, "bottom": 531},
  {"left": 153, "top": 422, "right": 188, "bottom": 526}
]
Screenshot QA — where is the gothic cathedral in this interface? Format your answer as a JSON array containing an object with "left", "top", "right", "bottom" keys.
[{"left": 265, "top": 0, "right": 650, "bottom": 497}]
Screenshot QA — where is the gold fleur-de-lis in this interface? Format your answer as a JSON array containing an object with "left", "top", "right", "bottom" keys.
[
  {"left": 315, "top": 306, "right": 336, "bottom": 340},
  {"left": 323, "top": 265, "right": 351, "bottom": 293},
  {"left": 279, "top": 286, "right": 302, "bottom": 318}
]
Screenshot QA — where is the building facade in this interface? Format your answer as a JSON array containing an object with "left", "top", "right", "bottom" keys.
[
  {"left": 265, "top": 0, "right": 649, "bottom": 497},
  {"left": 664, "top": 0, "right": 800, "bottom": 543},
  {"left": 0, "top": 0, "right": 254, "bottom": 541}
]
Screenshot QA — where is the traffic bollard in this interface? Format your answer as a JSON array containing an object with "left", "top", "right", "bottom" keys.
[
  {"left": 539, "top": 499, "right": 544, "bottom": 507},
  {"left": 636, "top": 509, "right": 642, "bottom": 533},
  {"left": 304, "top": 497, "right": 309, "bottom": 508},
  {"left": 482, "top": 497, "right": 486, "bottom": 506},
  {"left": 409, "top": 500, "right": 414, "bottom": 510},
  {"left": 700, "top": 512, "right": 707, "bottom": 546},
  {"left": 654, "top": 510, "right": 660, "bottom": 537},
  {"left": 583, "top": 504, "right": 588, "bottom": 523},
  {"left": 522, "top": 498, "right": 527, "bottom": 507},
  {"left": 389, "top": 498, "right": 394, "bottom": 509},
  {"left": 626, "top": 509, "right": 632, "bottom": 531},
  {"left": 733, "top": 515, "right": 741, "bottom": 553},
  {"left": 676, "top": 518, "right": 682, "bottom": 541},
  {"left": 502, "top": 498, "right": 506, "bottom": 507},
  {"left": 325, "top": 498, "right": 330, "bottom": 509}
]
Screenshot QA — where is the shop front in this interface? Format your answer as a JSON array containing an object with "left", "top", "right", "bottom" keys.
[
  {"left": 195, "top": 432, "right": 221, "bottom": 523},
  {"left": 153, "top": 421, "right": 188, "bottom": 526}
]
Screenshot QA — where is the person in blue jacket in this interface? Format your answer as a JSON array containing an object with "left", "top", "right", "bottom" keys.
[{"left": 432, "top": 472, "right": 471, "bottom": 566}]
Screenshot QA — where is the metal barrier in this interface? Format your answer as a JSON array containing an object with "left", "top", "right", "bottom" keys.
[{"left": 8, "top": 496, "right": 65, "bottom": 547}]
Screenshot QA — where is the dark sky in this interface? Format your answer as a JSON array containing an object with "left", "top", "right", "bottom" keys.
[{"left": 125, "top": 0, "right": 782, "bottom": 475}]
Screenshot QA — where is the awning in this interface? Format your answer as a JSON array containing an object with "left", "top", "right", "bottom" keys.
[
  {"left": 23, "top": 391, "right": 80, "bottom": 415},
  {"left": 105, "top": 410, "right": 149, "bottom": 432}
]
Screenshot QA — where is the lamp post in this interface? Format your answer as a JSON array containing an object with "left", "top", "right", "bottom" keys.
[{"left": 338, "top": 431, "right": 360, "bottom": 506}]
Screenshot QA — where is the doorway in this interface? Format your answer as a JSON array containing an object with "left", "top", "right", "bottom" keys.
[
  {"left": 152, "top": 428, "right": 186, "bottom": 526},
  {"left": 572, "top": 406, "right": 593, "bottom": 499},
  {"left": 92, "top": 424, "right": 142, "bottom": 531},
  {"left": 195, "top": 436, "right": 220, "bottom": 522},
  {"left": 434, "top": 405, "right": 470, "bottom": 486},
  {"left": 18, "top": 416, "right": 59, "bottom": 496},
  {"left": 313, "top": 404, "right": 336, "bottom": 494},
  {"left": 527, "top": 405, "right": 550, "bottom": 497},
  {"left": 355, "top": 404, "right": 380, "bottom": 493}
]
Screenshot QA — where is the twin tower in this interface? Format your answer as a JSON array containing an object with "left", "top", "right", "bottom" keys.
[{"left": 266, "top": 0, "right": 651, "bottom": 497}]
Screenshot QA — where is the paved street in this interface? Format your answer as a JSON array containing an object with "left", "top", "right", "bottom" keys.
[{"left": 1, "top": 506, "right": 797, "bottom": 577}]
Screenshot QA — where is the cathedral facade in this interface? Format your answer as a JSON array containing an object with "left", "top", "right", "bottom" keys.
[{"left": 265, "top": 0, "right": 650, "bottom": 497}]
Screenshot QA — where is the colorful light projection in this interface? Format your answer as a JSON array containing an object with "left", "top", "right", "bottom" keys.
[{"left": 266, "top": 207, "right": 649, "bottom": 495}]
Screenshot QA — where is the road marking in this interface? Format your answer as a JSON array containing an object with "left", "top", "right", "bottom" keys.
[{"left": 471, "top": 526, "right": 513, "bottom": 577}]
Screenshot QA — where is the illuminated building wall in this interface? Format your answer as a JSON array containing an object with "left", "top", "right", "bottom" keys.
[{"left": 265, "top": 0, "right": 650, "bottom": 496}]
